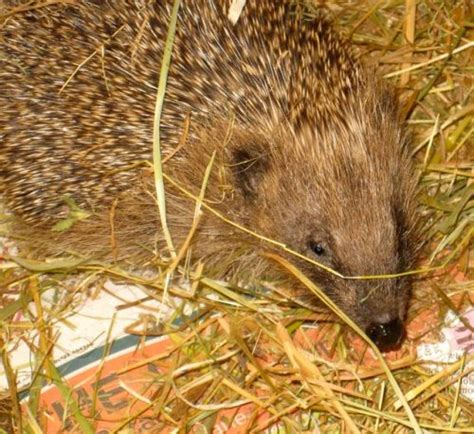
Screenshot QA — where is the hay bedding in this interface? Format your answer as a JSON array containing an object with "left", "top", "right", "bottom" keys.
[{"left": 0, "top": 0, "right": 473, "bottom": 432}]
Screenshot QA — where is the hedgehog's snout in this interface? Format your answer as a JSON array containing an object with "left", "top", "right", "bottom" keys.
[{"left": 366, "top": 318, "right": 404, "bottom": 352}]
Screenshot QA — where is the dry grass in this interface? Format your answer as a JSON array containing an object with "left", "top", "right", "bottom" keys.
[{"left": 0, "top": 0, "right": 473, "bottom": 433}]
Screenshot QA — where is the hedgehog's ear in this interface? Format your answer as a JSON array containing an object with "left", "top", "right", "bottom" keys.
[{"left": 230, "top": 143, "right": 270, "bottom": 198}]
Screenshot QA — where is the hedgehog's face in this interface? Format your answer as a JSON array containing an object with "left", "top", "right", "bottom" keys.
[
  {"left": 229, "top": 131, "right": 416, "bottom": 351},
  {"left": 272, "top": 202, "right": 411, "bottom": 352},
  {"left": 299, "top": 231, "right": 411, "bottom": 352}
]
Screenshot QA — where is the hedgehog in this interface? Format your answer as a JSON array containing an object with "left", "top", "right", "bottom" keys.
[{"left": 0, "top": 0, "right": 419, "bottom": 351}]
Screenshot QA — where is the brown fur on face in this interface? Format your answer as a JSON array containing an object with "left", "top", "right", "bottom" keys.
[
  {"left": 224, "top": 78, "right": 418, "bottom": 332},
  {"left": 0, "top": 0, "right": 419, "bottom": 341}
]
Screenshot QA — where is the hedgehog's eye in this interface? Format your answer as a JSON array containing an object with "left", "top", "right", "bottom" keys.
[{"left": 309, "top": 241, "right": 325, "bottom": 256}]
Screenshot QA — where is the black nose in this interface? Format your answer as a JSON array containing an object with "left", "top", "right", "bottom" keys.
[{"left": 367, "top": 318, "right": 404, "bottom": 351}]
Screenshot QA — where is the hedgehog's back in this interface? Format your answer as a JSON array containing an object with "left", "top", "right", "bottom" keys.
[
  {"left": 0, "top": 0, "right": 359, "bottom": 225},
  {"left": 1, "top": 1, "right": 160, "bottom": 222}
]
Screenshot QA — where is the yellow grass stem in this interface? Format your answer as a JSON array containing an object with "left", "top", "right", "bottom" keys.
[
  {"left": 424, "top": 166, "right": 474, "bottom": 178},
  {"left": 171, "top": 349, "right": 240, "bottom": 380},
  {"left": 412, "top": 364, "right": 474, "bottom": 409},
  {"left": 152, "top": 0, "right": 181, "bottom": 258},
  {"left": 167, "top": 152, "right": 216, "bottom": 275},
  {"left": 450, "top": 353, "right": 467, "bottom": 428},
  {"left": 412, "top": 103, "right": 474, "bottom": 154},
  {"left": 59, "top": 25, "right": 126, "bottom": 94},
  {"left": 394, "top": 355, "right": 474, "bottom": 410},
  {"left": 374, "top": 380, "right": 386, "bottom": 433},
  {"left": 384, "top": 39, "right": 474, "bottom": 78},
  {"left": 0, "top": 0, "right": 75, "bottom": 19},
  {"left": 23, "top": 406, "right": 42, "bottom": 434},
  {"left": 348, "top": 0, "right": 385, "bottom": 37},
  {"left": 0, "top": 343, "right": 22, "bottom": 433},
  {"left": 399, "top": 0, "right": 416, "bottom": 86},
  {"left": 171, "top": 376, "right": 251, "bottom": 411}
]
